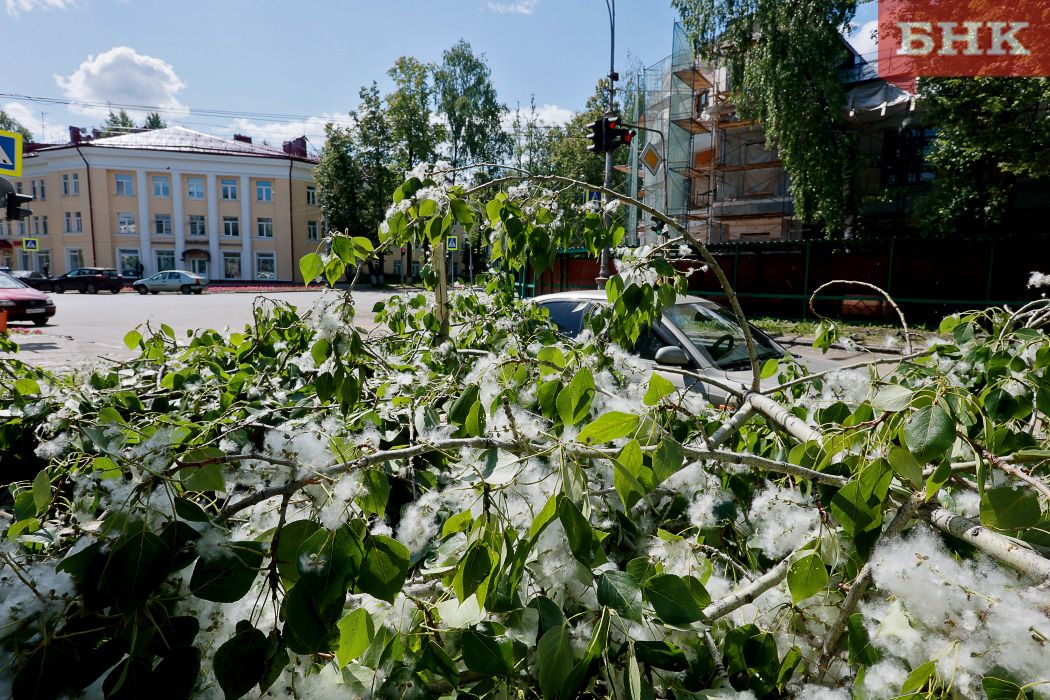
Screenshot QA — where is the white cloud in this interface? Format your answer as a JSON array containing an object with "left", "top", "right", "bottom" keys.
[
  {"left": 1, "top": 102, "right": 65, "bottom": 143},
  {"left": 216, "top": 115, "right": 346, "bottom": 152},
  {"left": 848, "top": 19, "right": 879, "bottom": 62},
  {"left": 54, "top": 47, "right": 188, "bottom": 119},
  {"left": 5, "top": 0, "right": 77, "bottom": 17},
  {"left": 487, "top": 0, "right": 540, "bottom": 14},
  {"left": 502, "top": 103, "right": 574, "bottom": 131}
]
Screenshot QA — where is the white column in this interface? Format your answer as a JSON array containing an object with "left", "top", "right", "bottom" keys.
[
  {"left": 240, "top": 175, "right": 252, "bottom": 280},
  {"left": 136, "top": 170, "right": 151, "bottom": 275},
  {"left": 172, "top": 172, "right": 185, "bottom": 267},
  {"left": 207, "top": 174, "right": 220, "bottom": 281}
]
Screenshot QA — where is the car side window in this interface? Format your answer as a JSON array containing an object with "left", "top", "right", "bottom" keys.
[
  {"left": 542, "top": 301, "right": 589, "bottom": 338},
  {"left": 632, "top": 324, "right": 668, "bottom": 361}
]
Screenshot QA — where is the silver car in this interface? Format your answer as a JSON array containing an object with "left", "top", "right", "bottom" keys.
[
  {"left": 532, "top": 291, "right": 834, "bottom": 406},
  {"left": 132, "top": 270, "right": 209, "bottom": 295}
]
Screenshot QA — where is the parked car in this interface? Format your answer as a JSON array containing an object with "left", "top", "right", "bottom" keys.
[
  {"left": 532, "top": 291, "right": 836, "bottom": 406},
  {"left": 132, "top": 270, "right": 209, "bottom": 295},
  {"left": 10, "top": 270, "right": 54, "bottom": 292},
  {"left": 51, "top": 268, "right": 124, "bottom": 294},
  {"left": 0, "top": 271, "right": 57, "bottom": 326}
]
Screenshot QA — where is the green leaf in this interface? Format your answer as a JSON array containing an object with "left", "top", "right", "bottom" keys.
[
  {"left": 419, "top": 637, "right": 459, "bottom": 686},
  {"left": 355, "top": 534, "right": 410, "bottom": 603},
  {"left": 761, "top": 358, "right": 780, "bottom": 380},
  {"left": 449, "top": 198, "right": 475, "bottom": 225},
  {"left": 925, "top": 460, "right": 953, "bottom": 501},
  {"left": 276, "top": 520, "right": 321, "bottom": 583},
  {"left": 557, "top": 367, "right": 594, "bottom": 427},
  {"left": 336, "top": 608, "right": 375, "bottom": 667},
  {"left": 356, "top": 469, "right": 390, "bottom": 517},
  {"left": 597, "top": 570, "right": 644, "bottom": 623},
  {"left": 787, "top": 553, "right": 828, "bottom": 604},
  {"left": 872, "top": 384, "right": 913, "bottom": 412},
  {"left": 102, "top": 532, "right": 173, "bottom": 614},
  {"left": 449, "top": 385, "right": 481, "bottom": 427},
  {"left": 325, "top": 258, "right": 346, "bottom": 287},
  {"left": 982, "top": 677, "right": 1029, "bottom": 700},
  {"left": 643, "top": 373, "right": 675, "bottom": 407},
  {"left": 453, "top": 542, "right": 494, "bottom": 606},
  {"left": 537, "top": 625, "right": 576, "bottom": 700},
  {"left": 613, "top": 458, "right": 647, "bottom": 511},
  {"left": 331, "top": 236, "right": 354, "bottom": 264},
  {"left": 557, "top": 496, "right": 593, "bottom": 564},
  {"left": 776, "top": 646, "right": 803, "bottom": 690},
  {"left": 644, "top": 574, "right": 705, "bottom": 626},
  {"left": 299, "top": 253, "right": 324, "bottom": 283},
  {"left": 297, "top": 527, "right": 363, "bottom": 608},
  {"left": 902, "top": 404, "right": 955, "bottom": 463},
  {"left": 888, "top": 446, "right": 923, "bottom": 488},
  {"left": 981, "top": 486, "right": 1042, "bottom": 530},
  {"left": 846, "top": 613, "right": 881, "bottom": 666},
  {"left": 442, "top": 509, "right": 473, "bottom": 538},
  {"left": 189, "top": 541, "right": 265, "bottom": 603},
  {"left": 652, "top": 438, "right": 685, "bottom": 487},
  {"left": 15, "top": 378, "right": 41, "bottom": 395},
  {"left": 625, "top": 648, "right": 642, "bottom": 700},
  {"left": 282, "top": 582, "right": 341, "bottom": 655},
  {"left": 461, "top": 630, "right": 513, "bottom": 676},
  {"left": 576, "top": 411, "right": 640, "bottom": 445},
  {"left": 529, "top": 495, "right": 558, "bottom": 542},
  {"left": 901, "top": 660, "right": 937, "bottom": 694},
  {"left": 213, "top": 624, "right": 269, "bottom": 700},
  {"left": 634, "top": 640, "right": 688, "bottom": 671},
  {"left": 181, "top": 464, "right": 226, "bottom": 493},
  {"left": 123, "top": 330, "right": 142, "bottom": 350},
  {"left": 32, "top": 470, "right": 51, "bottom": 515},
  {"left": 830, "top": 482, "right": 882, "bottom": 537}
]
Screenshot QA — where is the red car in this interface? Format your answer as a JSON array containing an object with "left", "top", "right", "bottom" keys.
[{"left": 0, "top": 271, "right": 57, "bottom": 326}]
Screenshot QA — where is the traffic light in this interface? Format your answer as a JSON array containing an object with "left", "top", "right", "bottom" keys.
[
  {"left": 604, "top": 117, "right": 637, "bottom": 152},
  {"left": 0, "top": 180, "right": 33, "bottom": 221},
  {"left": 586, "top": 118, "right": 606, "bottom": 154}
]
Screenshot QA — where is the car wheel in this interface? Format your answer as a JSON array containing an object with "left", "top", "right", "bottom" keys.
[
  {"left": 180, "top": 285, "right": 192, "bottom": 295},
  {"left": 193, "top": 289, "right": 203, "bottom": 295},
  {"left": 86, "top": 282, "right": 98, "bottom": 294},
  {"left": 136, "top": 285, "right": 148, "bottom": 295},
  {"left": 32, "top": 318, "right": 48, "bottom": 327},
  {"left": 111, "top": 288, "right": 121, "bottom": 294},
  {"left": 53, "top": 284, "right": 64, "bottom": 294}
]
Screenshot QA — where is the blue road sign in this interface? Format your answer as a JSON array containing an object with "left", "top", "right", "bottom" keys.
[
  {"left": 586, "top": 189, "right": 604, "bottom": 203},
  {"left": 0, "top": 130, "right": 23, "bottom": 177},
  {"left": 447, "top": 234, "right": 459, "bottom": 251},
  {"left": 23, "top": 239, "right": 39, "bottom": 251}
]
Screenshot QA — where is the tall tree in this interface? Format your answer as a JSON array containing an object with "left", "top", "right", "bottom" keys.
[
  {"left": 916, "top": 77, "right": 1050, "bottom": 236},
  {"left": 434, "top": 39, "right": 509, "bottom": 178},
  {"left": 313, "top": 123, "right": 364, "bottom": 245},
  {"left": 0, "top": 109, "right": 33, "bottom": 142},
  {"left": 673, "top": 0, "right": 861, "bottom": 236},
  {"left": 142, "top": 112, "right": 166, "bottom": 130},
  {"left": 386, "top": 57, "right": 445, "bottom": 174},
  {"left": 100, "top": 109, "right": 136, "bottom": 137},
  {"left": 352, "top": 82, "right": 398, "bottom": 282},
  {"left": 509, "top": 97, "right": 558, "bottom": 175}
]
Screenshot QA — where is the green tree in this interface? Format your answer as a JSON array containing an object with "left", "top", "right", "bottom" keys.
[
  {"left": 142, "top": 112, "right": 166, "bottom": 130},
  {"left": 434, "top": 39, "right": 509, "bottom": 179},
  {"left": 0, "top": 109, "right": 33, "bottom": 142},
  {"left": 352, "top": 82, "right": 398, "bottom": 283},
  {"left": 509, "top": 97, "right": 558, "bottom": 175},
  {"left": 100, "top": 109, "right": 136, "bottom": 137},
  {"left": 673, "top": 0, "right": 862, "bottom": 236},
  {"left": 313, "top": 123, "right": 364, "bottom": 249},
  {"left": 916, "top": 77, "right": 1050, "bottom": 236},
  {"left": 386, "top": 57, "right": 445, "bottom": 174}
]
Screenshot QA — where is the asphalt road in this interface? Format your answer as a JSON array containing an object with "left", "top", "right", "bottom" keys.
[{"left": 3, "top": 288, "right": 898, "bottom": 372}]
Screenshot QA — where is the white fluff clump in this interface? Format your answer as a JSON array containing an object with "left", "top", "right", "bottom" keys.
[
  {"left": 396, "top": 485, "right": 477, "bottom": 556},
  {"left": 0, "top": 556, "right": 76, "bottom": 633},
  {"left": 859, "top": 659, "right": 910, "bottom": 699},
  {"left": 746, "top": 484, "right": 820, "bottom": 559},
  {"left": 318, "top": 473, "right": 363, "bottom": 530},
  {"left": 1028, "top": 272, "right": 1050, "bottom": 288}
]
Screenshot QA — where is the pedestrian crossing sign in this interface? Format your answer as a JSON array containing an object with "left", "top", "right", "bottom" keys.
[
  {"left": 0, "top": 130, "right": 23, "bottom": 178},
  {"left": 585, "top": 189, "right": 604, "bottom": 204},
  {"left": 447, "top": 234, "right": 459, "bottom": 251},
  {"left": 23, "top": 239, "right": 39, "bottom": 251}
]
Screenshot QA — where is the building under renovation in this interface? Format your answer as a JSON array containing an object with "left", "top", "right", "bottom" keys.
[{"left": 629, "top": 24, "right": 919, "bottom": 246}]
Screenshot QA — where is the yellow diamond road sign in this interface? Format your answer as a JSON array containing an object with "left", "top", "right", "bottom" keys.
[
  {"left": 0, "top": 129, "right": 23, "bottom": 178},
  {"left": 641, "top": 142, "right": 662, "bottom": 176}
]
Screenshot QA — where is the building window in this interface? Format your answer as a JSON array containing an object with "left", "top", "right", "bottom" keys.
[
  {"left": 118, "top": 250, "right": 141, "bottom": 278},
  {"left": 156, "top": 250, "right": 175, "bottom": 272},
  {"left": 256, "top": 180, "right": 272, "bottom": 202},
  {"left": 882, "top": 128, "right": 937, "bottom": 186},
  {"left": 695, "top": 91, "right": 709, "bottom": 114},
  {"left": 62, "top": 174, "right": 69, "bottom": 196},
  {"left": 64, "top": 212, "right": 72, "bottom": 233},
  {"left": 115, "top": 173, "right": 134, "bottom": 196},
  {"left": 38, "top": 180, "right": 45, "bottom": 200},
  {"left": 36, "top": 250, "right": 50, "bottom": 274},
  {"left": 393, "top": 260, "right": 403, "bottom": 276},
  {"left": 306, "top": 186, "right": 317, "bottom": 206},
  {"left": 154, "top": 214, "right": 173, "bottom": 235},
  {"left": 307, "top": 220, "right": 318, "bottom": 241},
  {"left": 71, "top": 174, "right": 79, "bottom": 196},
  {"left": 190, "top": 258, "right": 208, "bottom": 278},
  {"left": 187, "top": 177, "right": 205, "bottom": 199},
  {"left": 256, "top": 217, "right": 273, "bottom": 238},
  {"left": 16, "top": 220, "right": 25, "bottom": 236},
  {"left": 74, "top": 213, "right": 83, "bottom": 233},
  {"left": 118, "top": 212, "right": 136, "bottom": 234},
  {"left": 222, "top": 216, "right": 240, "bottom": 237},
  {"left": 188, "top": 215, "right": 206, "bottom": 236},
  {"left": 15, "top": 182, "right": 22, "bottom": 194},
  {"left": 32, "top": 216, "right": 39, "bottom": 236},
  {"left": 222, "top": 252, "right": 242, "bottom": 279},
  {"left": 255, "top": 251, "right": 276, "bottom": 279},
  {"left": 41, "top": 216, "right": 48, "bottom": 235},
  {"left": 152, "top": 175, "right": 170, "bottom": 198},
  {"left": 67, "top": 248, "right": 85, "bottom": 270},
  {"left": 220, "top": 178, "right": 238, "bottom": 200},
  {"left": 30, "top": 180, "right": 37, "bottom": 199}
]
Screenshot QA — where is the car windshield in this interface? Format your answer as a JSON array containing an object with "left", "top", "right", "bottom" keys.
[
  {"left": 0, "top": 272, "right": 28, "bottom": 290},
  {"left": 664, "top": 303, "right": 782, "bottom": 371}
]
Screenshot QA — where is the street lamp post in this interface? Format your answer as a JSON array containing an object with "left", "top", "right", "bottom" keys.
[{"left": 597, "top": 0, "right": 617, "bottom": 288}]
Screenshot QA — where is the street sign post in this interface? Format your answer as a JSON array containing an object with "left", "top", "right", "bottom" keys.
[
  {"left": 585, "top": 189, "right": 605, "bottom": 205},
  {"left": 23, "top": 239, "right": 39, "bottom": 251},
  {"left": 0, "top": 130, "right": 23, "bottom": 178},
  {"left": 640, "top": 142, "right": 663, "bottom": 176},
  {"left": 446, "top": 233, "right": 458, "bottom": 252}
]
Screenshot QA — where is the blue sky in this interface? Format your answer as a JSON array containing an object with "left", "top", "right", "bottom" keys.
[{"left": 3, "top": 0, "right": 877, "bottom": 153}]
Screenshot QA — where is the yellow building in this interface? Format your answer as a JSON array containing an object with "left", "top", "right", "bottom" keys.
[{"left": 1, "top": 127, "right": 323, "bottom": 282}]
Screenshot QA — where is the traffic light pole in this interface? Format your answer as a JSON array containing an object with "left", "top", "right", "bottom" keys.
[{"left": 596, "top": 0, "right": 616, "bottom": 289}]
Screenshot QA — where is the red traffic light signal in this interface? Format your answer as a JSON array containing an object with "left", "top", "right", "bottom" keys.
[{"left": 604, "top": 117, "right": 636, "bottom": 152}]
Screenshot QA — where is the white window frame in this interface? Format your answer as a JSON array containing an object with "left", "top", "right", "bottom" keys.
[
  {"left": 117, "top": 212, "right": 136, "bottom": 234},
  {"left": 36, "top": 250, "right": 50, "bottom": 274},
  {"left": 32, "top": 216, "right": 39, "bottom": 236},
  {"left": 71, "top": 174, "right": 79, "bottom": 196},
  {"left": 154, "top": 214, "right": 173, "bottom": 236},
  {"left": 64, "top": 212, "right": 72, "bottom": 233},
  {"left": 66, "top": 247, "right": 85, "bottom": 271},
  {"left": 256, "top": 180, "right": 273, "bottom": 202},
  {"left": 307, "top": 220, "right": 318, "bottom": 241},
  {"left": 222, "top": 217, "right": 240, "bottom": 237},
  {"left": 38, "top": 179, "right": 46, "bottom": 200},
  {"left": 117, "top": 249, "right": 141, "bottom": 278},
  {"left": 186, "top": 177, "right": 205, "bottom": 199},
  {"left": 306, "top": 186, "right": 317, "bottom": 206},
  {"left": 256, "top": 217, "right": 273, "bottom": 238},
  {"left": 220, "top": 178, "right": 238, "bottom": 200},
  {"left": 222, "top": 251, "right": 242, "bottom": 279},
  {"left": 30, "top": 180, "right": 37, "bottom": 199},
  {"left": 114, "top": 173, "right": 134, "bottom": 196},
  {"left": 188, "top": 215, "right": 206, "bottom": 236},
  {"left": 152, "top": 175, "right": 171, "bottom": 198},
  {"left": 16, "top": 220, "right": 25, "bottom": 236},
  {"left": 41, "top": 216, "right": 48, "bottom": 235},
  {"left": 73, "top": 212, "right": 83, "bottom": 233},
  {"left": 156, "top": 249, "right": 176, "bottom": 272},
  {"left": 255, "top": 251, "right": 276, "bottom": 279},
  {"left": 62, "top": 174, "right": 70, "bottom": 196}
]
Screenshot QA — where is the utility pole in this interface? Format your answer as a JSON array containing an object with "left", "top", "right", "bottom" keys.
[{"left": 596, "top": 0, "right": 617, "bottom": 289}]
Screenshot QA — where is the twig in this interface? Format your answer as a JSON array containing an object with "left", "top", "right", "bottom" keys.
[
  {"left": 983, "top": 450, "right": 1050, "bottom": 504},
  {"left": 702, "top": 547, "right": 799, "bottom": 621},
  {"left": 763, "top": 350, "right": 934, "bottom": 396},
  {"left": 708, "top": 400, "right": 756, "bottom": 448},
  {"left": 704, "top": 630, "right": 731, "bottom": 686},
  {"left": 501, "top": 396, "right": 522, "bottom": 443},
  {"left": 695, "top": 542, "right": 757, "bottom": 582},
  {"left": 807, "top": 280, "right": 913, "bottom": 355}
]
